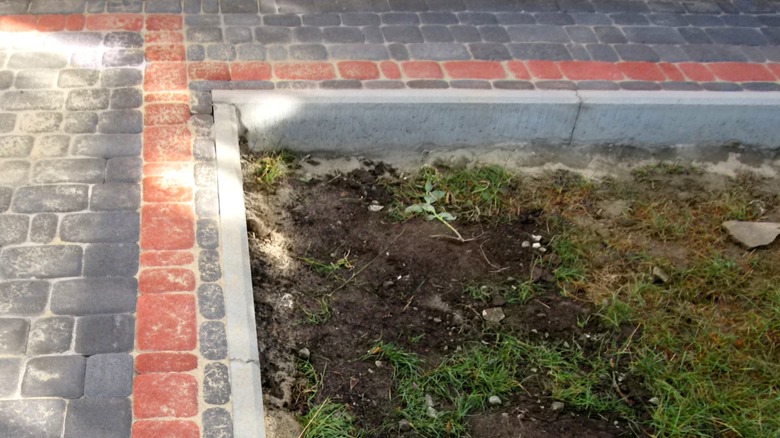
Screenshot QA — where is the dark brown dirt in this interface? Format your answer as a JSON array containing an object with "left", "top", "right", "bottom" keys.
[{"left": 245, "top": 162, "right": 627, "bottom": 437}]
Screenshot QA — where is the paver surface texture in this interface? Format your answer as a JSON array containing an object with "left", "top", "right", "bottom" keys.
[{"left": 0, "top": 0, "right": 777, "bottom": 436}]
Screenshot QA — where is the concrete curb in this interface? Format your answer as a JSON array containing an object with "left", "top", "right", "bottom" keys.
[
  {"left": 214, "top": 104, "right": 266, "bottom": 438},
  {"left": 215, "top": 90, "right": 780, "bottom": 150}
]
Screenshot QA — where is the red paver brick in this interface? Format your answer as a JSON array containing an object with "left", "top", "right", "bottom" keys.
[
  {"left": 133, "top": 373, "right": 198, "bottom": 418},
  {"left": 443, "top": 61, "right": 505, "bottom": 79},
  {"left": 136, "top": 353, "right": 198, "bottom": 374},
  {"left": 145, "top": 44, "right": 185, "bottom": 62},
  {"left": 36, "top": 15, "right": 66, "bottom": 32},
  {"left": 658, "top": 62, "right": 685, "bottom": 81},
  {"left": 617, "top": 62, "right": 665, "bottom": 81},
  {"left": 145, "top": 31, "right": 184, "bottom": 44},
  {"left": 526, "top": 61, "right": 563, "bottom": 80},
  {"left": 143, "top": 162, "right": 191, "bottom": 178},
  {"left": 338, "top": 61, "right": 380, "bottom": 80},
  {"left": 132, "top": 420, "right": 199, "bottom": 438},
  {"left": 143, "top": 125, "right": 191, "bottom": 162},
  {"left": 145, "top": 15, "right": 182, "bottom": 31},
  {"left": 558, "top": 61, "right": 622, "bottom": 81},
  {"left": 506, "top": 61, "right": 531, "bottom": 80},
  {"left": 85, "top": 14, "right": 143, "bottom": 31},
  {"left": 143, "top": 176, "right": 193, "bottom": 203},
  {"left": 768, "top": 63, "right": 780, "bottom": 80},
  {"left": 400, "top": 61, "right": 443, "bottom": 79},
  {"left": 230, "top": 62, "right": 272, "bottom": 81},
  {"left": 144, "top": 63, "right": 187, "bottom": 92},
  {"left": 678, "top": 62, "right": 715, "bottom": 82},
  {"left": 0, "top": 15, "right": 37, "bottom": 32},
  {"left": 139, "top": 268, "right": 196, "bottom": 293},
  {"left": 708, "top": 62, "right": 775, "bottom": 82},
  {"left": 144, "top": 92, "right": 189, "bottom": 103},
  {"left": 274, "top": 62, "right": 336, "bottom": 80},
  {"left": 188, "top": 62, "right": 231, "bottom": 81},
  {"left": 65, "top": 14, "right": 85, "bottom": 31},
  {"left": 379, "top": 61, "right": 401, "bottom": 79},
  {"left": 140, "top": 204, "right": 195, "bottom": 250},
  {"left": 145, "top": 103, "right": 190, "bottom": 126},
  {"left": 136, "top": 294, "right": 197, "bottom": 351},
  {"left": 140, "top": 251, "right": 195, "bottom": 267}
]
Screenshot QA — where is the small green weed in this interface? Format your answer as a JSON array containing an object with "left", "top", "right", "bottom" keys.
[
  {"left": 302, "top": 297, "right": 332, "bottom": 325},
  {"left": 632, "top": 161, "right": 700, "bottom": 179},
  {"left": 404, "top": 179, "right": 469, "bottom": 242},
  {"left": 299, "top": 252, "right": 354, "bottom": 276},
  {"left": 250, "top": 149, "right": 296, "bottom": 187}
]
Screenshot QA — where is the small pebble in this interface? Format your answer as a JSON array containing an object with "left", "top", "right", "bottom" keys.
[
  {"left": 488, "top": 395, "right": 502, "bottom": 406},
  {"left": 551, "top": 401, "right": 565, "bottom": 411},
  {"left": 297, "top": 348, "right": 311, "bottom": 360}
]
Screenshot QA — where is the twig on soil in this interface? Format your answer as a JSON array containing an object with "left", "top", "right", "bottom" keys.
[
  {"left": 479, "top": 240, "right": 509, "bottom": 273},
  {"left": 534, "top": 299, "right": 551, "bottom": 309}
]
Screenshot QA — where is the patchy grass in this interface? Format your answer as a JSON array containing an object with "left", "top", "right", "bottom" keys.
[
  {"left": 390, "top": 163, "right": 780, "bottom": 436},
  {"left": 365, "top": 336, "right": 634, "bottom": 437},
  {"left": 247, "top": 149, "right": 296, "bottom": 188},
  {"left": 299, "top": 401, "right": 361, "bottom": 438},
  {"left": 302, "top": 296, "right": 332, "bottom": 325}
]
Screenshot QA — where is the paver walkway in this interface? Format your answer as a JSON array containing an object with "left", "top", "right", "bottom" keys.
[{"left": 0, "top": 0, "right": 777, "bottom": 437}]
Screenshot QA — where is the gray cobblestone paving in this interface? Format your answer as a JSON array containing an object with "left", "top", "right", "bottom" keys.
[{"left": 0, "top": 25, "right": 141, "bottom": 437}]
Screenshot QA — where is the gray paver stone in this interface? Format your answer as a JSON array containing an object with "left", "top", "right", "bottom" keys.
[
  {"left": 102, "top": 49, "right": 144, "bottom": 67},
  {"left": 193, "top": 138, "right": 216, "bottom": 161},
  {"left": 0, "top": 136, "right": 34, "bottom": 158},
  {"left": 101, "top": 68, "right": 142, "bottom": 88},
  {"left": 0, "top": 72, "right": 13, "bottom": 90},
  {"left": 30, "top": 214, "right": 58, "bottom": 243},
  {"left": 0, "top": 91, "right": 63, "bottom": 111},
  {"left": 106, "top": 156, "right": 142, "bottom": 182},
  {"left": 145, "top": 0, "right": 182, "bottom": 12},
  {"left": 408, "top": 43, "right": 470, "bottom": 60},
  {"left": 0, "top": 281, "right": 49, "bottom": 315},
  {"left": 255, "top": 27, "right": 293, "bottom": 44},
  {"left": 329, "top": 43, "right": 390, "bottom": 60},
  {"left": 0, "top": 358, "right": 22, "bottom": 397},
  {"left": 220, "top": 0, "right": 258, "bottom": 13},
  {"left": 30, "top": 0, "right": 86, "bottom": 13},
  {"left": 19, "top": 112, "right": 63, "bottom": 133},
  {"left": 51, "top": 277, "right": 137, "bottom": 315},
  {"left": 0, "top": 246, "right": 83, "bottom": 279},
  {"left": 34, "top": 135, "right": 70, "bottom": 157},
  {"left": 70, "top": 51, "right": 102, "bottom": 69},
  {"left": 0, "top": 400, "right": 66, "bottom": 438},
  {"left": 12, "top": 185, "right": 89, "bottom": 213},
  {"left": 73, "top": 134, "right": 142, "bottom": 158},
  {"left": 14, "top": 70, "right": 58, "bottom": 89},
  {"left": 203, "top": 407, "right": 234, "bottom": 438},
  {"left": 207, "top": 44, "right": 238, "bottom": 61},
  {"left": 110, "top": 88, "right": 143, "bottom": 109},
  {"left": 90, "top": 183, "right": 141, "bottom": 211},
  {"left": 195, "top": 162, "right": 217, "bottom": 188},
  {"left": 235, "top": 44, "right": 266, "bottom": 61},
  {"left": 74, "top": 314, "right": 134, "bottom": 355},
  {"left": 225, "top": 27, "right": 253, "bottom": 44},
  {"left": 83, "top": 243, "right": 139, "bottom": 277},
  {"left": 64, "top": 398, "right": 131, "bottom": 437},
  {"left": 0, "top": 113, "right": 15, "bottom": 133},
  {"left": 0, "top": 318, "right": 29, "bottom": 354},
  {"left": 22, "top": 355, "right": 85, "bottom": 398},
  {"left": 187, "top": 45, "right": 206, "bottom": 61},
  {"left": 187, "top": 27, "right": 224, "bottom": 43},
  {"left": 58, "top": 69, "right": 100, "bottom": 88},
  {"left": 0, "top": 160, "right": 29, "bottom": 186},
  {"left": 196, "top": 189, "right": 219, "bottom": 217},
  {"left": 198, "top": 283, "right": 225, "bottom": 319},
  {"left": 66, "top": 89, "right": 110, "bottom": 111},
  {"left": 26, "top": 316, "right": 74, "bottom": 355},
  {"left": 0, "top": 187, "right": 11, "bottom": 212},
  {"left": 7, "top": 53, "right": 68, "bottom": 69},
  {"left": 106, "top": 0, "right": 143, "bottom": 12},
  {"left": 200, "top": 321, "right": 228, "bottom": 360},
  {"left": 0, "top": 215, "right": 29, "bottom": 246},
  {"left": 32, "top": 158, "right": 106, "bottom": 184},
  {"left": 63, "top": 112, "right": 99, "bottom": 134},
  {"left": 61, "top": 212, "right": 139, "bottom": 243},
  {"left": 84, "top": 353, "right": 133, "bottom": 397},
  {"left": 264, "top": 14, "right": 302, "bottom": 26},
  {"left": 204, "top": 362, "right": 231, "bottom": 405},
  {"left": 196, "top": 218, "right": 219, "bottom": 250},
  {"left": 97, "top": 110, "right": 143, "bottom": 134},
  {"left": 224, "top": 14, "right": 260, "bottom": 25},
  {"left": 199, "top": 250, "right": 222, "bottom": 282}
]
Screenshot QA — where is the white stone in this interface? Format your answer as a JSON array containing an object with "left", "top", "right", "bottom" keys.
[{"left": 722, "top": 221, "right": 780, "bottom": 249}]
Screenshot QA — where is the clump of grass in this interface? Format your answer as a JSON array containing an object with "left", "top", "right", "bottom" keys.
[
  {"left": 299, "top": 252, "right": 354, "bottom": 277},
  {"left": 463, "top": 280, "right": 540, "bottom": 304},
  {"left": 391, "top": 165, "right": 517, "bottom": 222},
  {"left": 302, "top": 296, "right": 332, "bottom": 325},
  {"left": 249, "top": 149, "right": 296, "bottom": 188},
  {"left": 299, "top": 401, "right": 361, "bottom": 438}
]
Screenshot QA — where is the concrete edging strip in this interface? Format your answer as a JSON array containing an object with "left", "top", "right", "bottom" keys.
[
  {"left": 214, "top": 104, "right": 266, "bottom": 438},
  {"left": 214, "top": 89, "right": 780, "bottom": 150}
]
